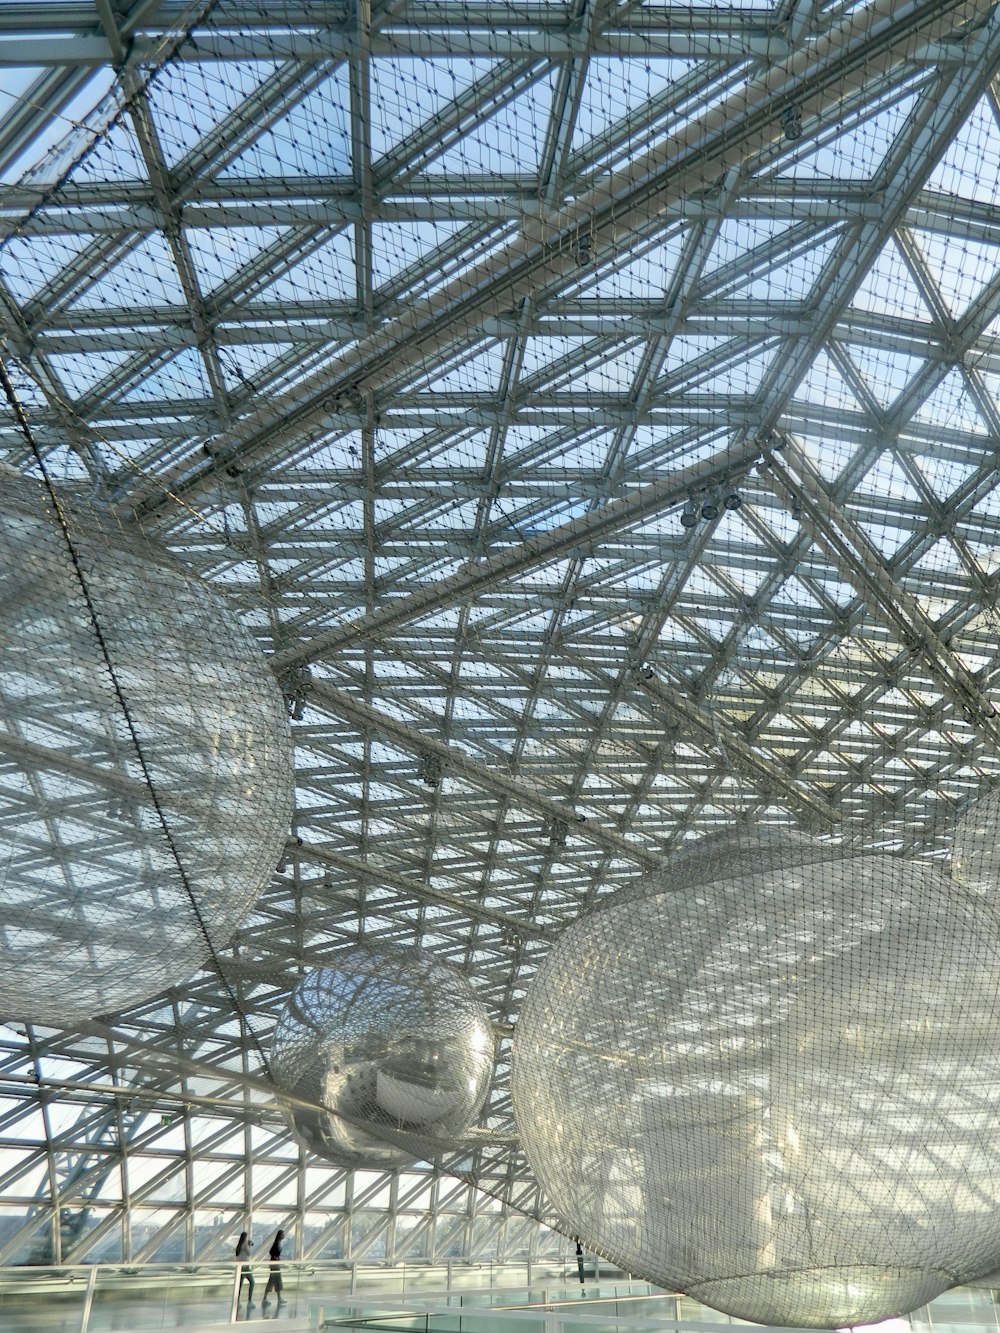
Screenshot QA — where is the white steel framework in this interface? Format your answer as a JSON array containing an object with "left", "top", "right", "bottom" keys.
[{"left": 2, "top": 0, "right": 1000, "bottom": 1268}]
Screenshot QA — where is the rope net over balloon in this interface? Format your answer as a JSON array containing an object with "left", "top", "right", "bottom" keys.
[
  {"left": 512, "top": 815, "right": 1000, "bottom": 1329},
  {"left": 0, "top": 464, "right": 294, "bottom": 1026}
]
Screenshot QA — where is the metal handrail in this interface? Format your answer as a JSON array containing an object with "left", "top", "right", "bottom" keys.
[{"left": 0, "top": 1256, "right": 616, "bottom": 1333}]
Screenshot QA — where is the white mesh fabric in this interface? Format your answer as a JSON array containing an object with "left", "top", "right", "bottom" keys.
[
  {"left": 0, "top": 471, "right": 294, "bottom": 1024},
  {"left": 513, "top": 836, "right": 1000, "bottom": 1327}
]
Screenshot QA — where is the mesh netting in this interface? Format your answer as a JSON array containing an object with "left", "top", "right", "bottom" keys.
[
  {"left": 952, "top": 789, "right": 1000, "bottom": 897},
  {"left": 512, "top": 825, "right": 1000, "bottom": 1328},
  {"left": 0, "top": 467, "right": 294, "bottom": 1026},
  {"left": 271, "top": 945, "right": 494, "bottom": 1168},
  {"left": 5, "top": 0, "right": 1000, "bottom": 1284}
]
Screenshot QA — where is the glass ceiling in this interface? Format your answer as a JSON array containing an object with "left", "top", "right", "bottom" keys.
[{"left": 2, "top": 0, "right": 1000, "bottom": 1268}]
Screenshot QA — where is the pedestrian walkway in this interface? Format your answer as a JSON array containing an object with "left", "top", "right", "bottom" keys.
[{"left": 1, "top": 1258, "right": 999, "bottom": 1333}]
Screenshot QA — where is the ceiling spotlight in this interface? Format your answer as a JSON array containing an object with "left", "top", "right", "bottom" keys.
[
  {"left": 723, "top": 492, "right": 742, "bottom": 511},
  {"left": 701, "top": 499, "right": 719, "bottom": 521},
  {"left": 680, "top": 501, "right": 698, "bottom": 528}
]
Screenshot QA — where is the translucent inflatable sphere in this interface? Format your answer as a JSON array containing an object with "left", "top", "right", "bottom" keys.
[
  {"left": 953, "top": 787, "right": 1000, "bottom": 896},
  {"left": 513, "top": 844, "right": 1000, "bottom": 1327},
  {"left": 271, "top": 948, "right": 494, "bottom": 1168},
  {"left": 621, "top": 827, "right": 839, "bottom": 902},
  {"left": 0, "top": 470, "right": 294, "bottom": 1025}
]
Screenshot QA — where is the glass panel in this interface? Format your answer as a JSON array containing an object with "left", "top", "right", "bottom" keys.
[{"left": 0, "top": 1267, "right": 89, "bottom": 1333}]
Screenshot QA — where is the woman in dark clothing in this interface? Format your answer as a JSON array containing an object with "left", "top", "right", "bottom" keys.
[
  {"left": 235, "top": 1231, "right": 254, "bottom": 1300},
  {"left": 262, "top": 1229, "right": 286, "bottom": 1307}
]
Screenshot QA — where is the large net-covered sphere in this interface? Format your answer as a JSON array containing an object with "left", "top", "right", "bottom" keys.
[
  {"left": 512, "top": 839, "right": 1000, "bottom": 1327},
  {"left": 620, "top": 828, "right": 839, "bottom": 903},
  {"left": 0, "top": 470, "right": 294, "bottom": 1025},
  {"left": 271, "top": 947, "right": 494, "bottom": 1168}
]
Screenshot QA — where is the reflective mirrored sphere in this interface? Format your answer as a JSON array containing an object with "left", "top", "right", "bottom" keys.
[
  {"left": 513, "top": 841, "right": 1000, "bottom": 1327},
  {"left": 0, "top": 471, "right": 294, "bottom": 1025},
  {"left": 271, "top": 946, "right": 494, "bottom": 1167}
]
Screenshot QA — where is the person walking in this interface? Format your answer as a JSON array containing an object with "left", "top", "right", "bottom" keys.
[
  {"left": 235, "top": 1231, "right": 254, "bottom": 1302},
  {"left": 262, "top": 1229, "right": 286, "bottom": 1309}
]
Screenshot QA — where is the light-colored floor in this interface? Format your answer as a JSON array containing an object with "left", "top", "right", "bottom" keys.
[{"left": 0, "top": 1259, "right": 583, "bottom": 1333}]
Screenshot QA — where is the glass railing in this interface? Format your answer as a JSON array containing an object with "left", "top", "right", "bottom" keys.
[
  {"left": 318, "top": 1286, "right": 1000, "bottom": 1333},
  {"left": 0, "top": 1258, "right": 613, "bottom": 1333},
  {"left": 1, "top": 1261, "right": 999, "bottom": 1333}
]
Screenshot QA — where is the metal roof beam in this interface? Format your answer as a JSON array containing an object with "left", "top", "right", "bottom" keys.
[
  {"left": 0, "top": 65, "right": 98, "bottom": 180},
  {"left": 767, "top": 435, "right": 1000, "bottom": 730},
  {"left": 121, "top": 0, "right": 985, "bottom": 519},
  {"left": 0, "top": 1, "right": 778, "bottom": 30},
  {"left": 292, "top": 839, "right": 558, "bottom": 938},
  {"left": 270, "top": 439, "right": 758, "bottom": 670},
  {"left": 0, "top": 30, "right": 793, "bottom": 66},
  {"left": 12, "top": 181, "right": 1000, "bottom": 247},
  {"left": 306, "top": 680, "right": 662, "bottom": 869},
  {"left": 25, "top": 306, "right": 1000, "bottom": 381}
]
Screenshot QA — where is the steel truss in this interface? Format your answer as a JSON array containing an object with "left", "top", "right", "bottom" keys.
[{"left": 2, "top": 0, "right": 1000, "bottom": 1267}]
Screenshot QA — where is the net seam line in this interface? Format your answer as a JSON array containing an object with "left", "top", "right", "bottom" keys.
[{"left": 0, "top": 351, "right": 272, "bottom": 1074}]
